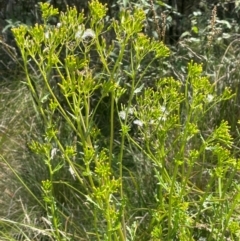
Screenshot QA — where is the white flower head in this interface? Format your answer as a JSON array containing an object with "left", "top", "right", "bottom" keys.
[
  {"left": 159, "top": 105, "right": 168, "bottom": 121},
  {"left": 82, "top": 29, "right": 96, "bottom": 40},
  {"left": 128, "top": 107, "right": 134, "bottom": 115},
  {"left": 119, "top": 108, "right": 134, "bottom": 120},
  {"left": 207, "top": 94, "right": 214, "bottom": 103},
  {"left": 119, "top": 111, "right": 126, "bottom": 120},
  {"left": 133, "top": 119, "right": 143, "bottom": 127},
  {"left": 56, "top": 22, "right": 62, "bottom": 28},
  {"left": 45, "top": 31, "right": 50, "bottom": 39},
  {"left": 149, "top": 119, "right": 155, "bottom": 125},
  {"left": 160, "top": 105, "right": 167, "bottom": 113}
]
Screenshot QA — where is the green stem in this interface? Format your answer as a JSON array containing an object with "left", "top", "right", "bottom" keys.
[
  {"left": 109, "top": 91, "right": 115, "bottom": 168},
  {"left": 223, "top": 185, "right": 240, "bottom": 235},
  {"left": 167, "top": 162, "right": 179, "bottom": 240}
]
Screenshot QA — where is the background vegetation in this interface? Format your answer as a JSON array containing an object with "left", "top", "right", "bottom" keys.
[{"left": 1, "top": 0, "right": 240, "bottom": 240}]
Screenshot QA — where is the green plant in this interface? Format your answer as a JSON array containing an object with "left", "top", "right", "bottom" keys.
[
  {"left": 125, "top": 62, "right": 238, "bottom": 240},
  {"left": 10, "top": 1, "right": 169, "bottom": 240}
]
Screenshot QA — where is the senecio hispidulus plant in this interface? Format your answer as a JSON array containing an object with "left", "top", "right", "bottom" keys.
[{"left": 5, "top": 0, "right": 240, "bottom": 240}]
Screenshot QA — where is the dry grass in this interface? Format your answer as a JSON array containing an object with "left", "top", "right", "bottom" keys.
[{"left": 0, "top": 80, "right": 44, "bottom": 232}]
